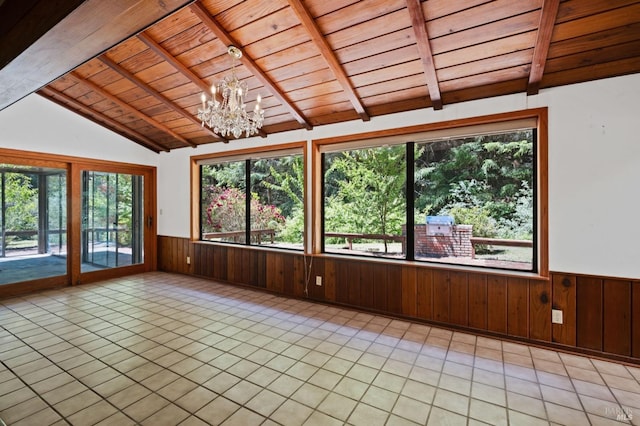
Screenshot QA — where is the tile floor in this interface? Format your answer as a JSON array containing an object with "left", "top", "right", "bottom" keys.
[{"left": 1, "top": 272, "right": 638, "bottom": 426}]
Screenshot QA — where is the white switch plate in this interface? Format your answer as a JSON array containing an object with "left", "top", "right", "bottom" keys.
[
  {"left": 552, "top": 309, "right": 563, "bottom": 324},
  {"left": 186, "top": 256, "right": 191, "bottom": 265},
  {"left": 315, "top": 276, "right": 322, "bottom": 286}
]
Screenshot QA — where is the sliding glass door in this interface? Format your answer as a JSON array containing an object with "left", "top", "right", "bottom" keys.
[
  {"left": 81, "top": 171, "right": 144, "bottom": 272},
  {"left": 0, "top": 164, "right": 67, "bottom": 285}
]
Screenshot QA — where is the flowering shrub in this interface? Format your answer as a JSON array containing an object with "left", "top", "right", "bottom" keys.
[{"left": 204, "top": 186, "right": 285, "bottom": 234}]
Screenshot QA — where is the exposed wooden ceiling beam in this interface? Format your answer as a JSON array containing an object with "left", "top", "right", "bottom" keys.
[
  {"left": 98, "top": 54, "right": 227, "bottom": 143},
  {"left": 190, "top": 1, "right": 313, "bottom": 131},
  {"left": 38, "top": 86, "right": 168, "bottom": 153},
  {"left": 406, "top": 0, "right": 443, "bottom": 110},
  {"left": 69, "top": 72, "right": 196, "bottom": 148},
  {"left": 287, "top": 0, "right": 370, "bottom": 121},
  {"left": 137, "top": 31, "right": 268, "bottom": 139},
  {"left": 0, "top": 0, "right": 194, "bottom": 111},
  {"left": 528, "top": 0, "right": 560, "bottom": 95}
]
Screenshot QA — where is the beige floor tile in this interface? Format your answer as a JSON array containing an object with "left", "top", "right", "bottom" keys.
[
  {"left": 507, "top": 391, "right": 547, "bottom": 419},
  {"left": 1, "top": 396, "right": 48, "bottom": 424},
  {"left": 507, "top": 410, "right": 551, "bottom": 426},
  {"left": 9, "top": 406, "right": 62, "bottom": 426},
  {"left": 1, "top": 385, "right": 36, "bottom": 411},
  {"left": 540, "top": 384, "right": 583, "bottom": 410},
  {"left": 175, "top": 386, "right": 217, "bottom": 412},
  {"left": 202, "top": 371, "right": 240, "bottom": 394},
  {"left": 196, "top": 396, "right": 240, "bottom": 424},
  {"left": 67, "top": 359, "right": 107, "bottom": 379},
  {"left": 94, "top": 374, "right": 137, "bottom": 398},
  {"left": 362, "top": 385, "right": 398, "bottom": 412},
  {"left": 544, "top": 401, "right": 590, "bottom": 425},
  {"left": 123, "top": 393, "right": 171, "bottom": 422},
  {"left": 472, "top": 381, "right": 506, "bottom": 406},
  {"left": 427, "top": 406, "right": 467, "bottom": 426},
  {"left": 157, "top": 376, "right": 198, "bottom": 401},
  {"left": 141, "top": 369, "right": 181, "bottom": 391},
  {"left": 94, "top": 411, "right": 137, "bottom": 426},
  {"left": 80, "top": 367, "right": 121, "bottom": 388},
  {"left": 348, "top": 402, "right": 389, "bottom": 426},
  {"left": 270, "top": 399, "right": 313, "bottom": 425},
  {"left": 469, "top": 398, "right": 508, "bottom": 426},
  {"left": 303, "top": 410, "right": 344, "bottom": 426},
  {"left": 66, "top": 400, "right": 118, "bottom": 426},
  {"left": 178, "top": 415, "right": 210, "bottom": 426},
  {"left": 53, "top": 389, "right": 102, "bottom": 417},
  {"left": 290, "top": 382, "right": 329, "bottom": 408},
  {"left": 184, "top": 363, "right": 221, "bottom": 384},
  {"left": 245, "top": 389, "right": 287, "bottom": 417},
  {"left": 108, "top": 383, "right": 152, "bottom": 409},
  {"left": 267, "top": 374, "right": 304, "bottom": 398},
  {"left": 220, "top": 407, "right": 265, "bottom": 426},
  {"left": 392, "top": 396, "right": 431, "bottom": 424},
  {"left": 40, "top": 380, "right": 87, "bottom": 405},
  {"left": 140, "top": 402, "right": 190, "bottom": 426}
]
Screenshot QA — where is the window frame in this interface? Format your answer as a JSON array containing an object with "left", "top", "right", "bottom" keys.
[
  {"left": 312, "top": 108, "right": 548, "bottom": 278},
  {"left": 191, "top": 142, "right": 307, "bottom": 251}
]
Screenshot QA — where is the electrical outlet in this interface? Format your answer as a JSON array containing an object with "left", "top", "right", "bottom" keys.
[
  {"left": 552, "top": 309, "right": 563, "bottom": 324},
  {"left": 315, "top": 276, "right": 322, "bottom": 286},
  {"left": 186, "top": 256, "right": 191, "bottom": 265}
]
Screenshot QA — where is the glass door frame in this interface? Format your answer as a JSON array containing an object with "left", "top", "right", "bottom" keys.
[
  {"left": 0, "top": 148, "right": 156, "bottom": 297},
  {"left": 71, "top": 161, "right": 156, "bottom": 285}
]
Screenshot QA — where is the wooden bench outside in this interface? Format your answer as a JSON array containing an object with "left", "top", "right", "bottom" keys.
[
  {"left": 469, "top": 237, "right": 533, "bottom": 258},
  {"left": 325, "top": 232, "right": 406, "bottom": 253},
  {"left": 203, "top": 228, "right": 275, "bottom": 244}
]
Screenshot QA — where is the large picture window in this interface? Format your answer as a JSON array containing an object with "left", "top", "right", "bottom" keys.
[
  {"left": 319, "top": 119, "right": 538, "bottom": 272},
  {"left": 414, "top": 130, "right": 535, "bottom": 271},
  {"left": 323, "top": 145, "right": 407, "bottom": 259},
  {"left": 199, "top": 147, "right": 304, "bottom": 249}
]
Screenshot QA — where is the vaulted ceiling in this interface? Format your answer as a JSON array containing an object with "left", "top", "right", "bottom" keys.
[{"left": 2, "top": 0, "right": 640, "bottom": 152}]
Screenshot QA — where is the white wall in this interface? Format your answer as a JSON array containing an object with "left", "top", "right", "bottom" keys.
[
  {"left": 0, "top": 94, "right": 158, "bottom": 165},
  {"left": 2, "top": 75, "right": 638, "bottom": 278}
]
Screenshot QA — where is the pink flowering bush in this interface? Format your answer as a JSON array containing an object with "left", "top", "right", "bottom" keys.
[{"left": 204, "top": 187, "right": 285, "bottom": 234}]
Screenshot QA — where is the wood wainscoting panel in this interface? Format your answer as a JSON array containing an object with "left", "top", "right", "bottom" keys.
[
  {"left": 529, "top": 278, "right": 551, "bottom": 342},
  {"left": 551, "top": 273, "right": 576, "bottom": 346},
  {"left": 449, "top": 271, "right": 469, "bottom": 326},
  {"left": 507, "top": 277, "right": 529, "bottom": 338},
  {"left": 387, "top": 265, "right": 403, "bottom": 315},
  {"left": 401, "top": 265, "right": 418, "bottom": 317},
  {"left": 468, "top": 273, "right": 488, "bottom": 330},
  {"left": 416, "top": 268, "right": 433, "bottom": 321},
  {"left": 633, "top": 281, "right": 640, "bottom": 358},
  {"left": 487, "top": 275, "right": 508, "bottom": 334},
  {"left": 603, "top": 279, "right": 632, "bottom": 356},
  {"left": 575, "top": 276, "right": 602, "bottom": 351},
  {"left": 432, "top": 270, "right": 450, "bottom": 323}
]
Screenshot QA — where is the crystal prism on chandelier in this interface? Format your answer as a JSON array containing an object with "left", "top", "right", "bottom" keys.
[{"left": 198, "top": 46, "right": 264, "bottom": 138}]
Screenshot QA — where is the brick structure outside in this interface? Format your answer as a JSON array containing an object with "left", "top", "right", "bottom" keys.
[{"left": 403, "top": 224, "right": 473, "bottom": 258}]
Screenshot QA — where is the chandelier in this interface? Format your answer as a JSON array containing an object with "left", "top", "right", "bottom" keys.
[{"left": 198, "top": 46, "right": 264, "bottom": 138}]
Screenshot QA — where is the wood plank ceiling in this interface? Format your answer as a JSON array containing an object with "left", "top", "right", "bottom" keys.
[{"left": 28, "top": 0, "right": 640, "bottom": 152}]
